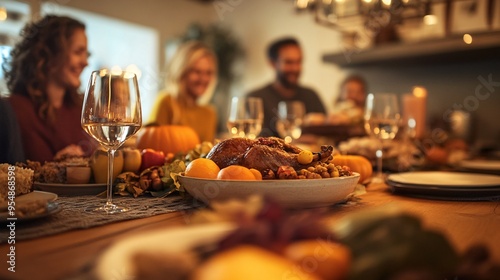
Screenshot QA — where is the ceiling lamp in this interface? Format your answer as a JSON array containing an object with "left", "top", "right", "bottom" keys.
[{"left": 293, "top": 0, "right": 431, "bottom": 32}]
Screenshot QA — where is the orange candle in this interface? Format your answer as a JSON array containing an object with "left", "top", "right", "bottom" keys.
[{"left": 402, "top": 86, "right": 427, "bottom": 139}]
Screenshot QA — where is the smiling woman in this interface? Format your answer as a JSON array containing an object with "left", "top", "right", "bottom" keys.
[
  {"left": 148, "top": 41, "right": 218, "bottom": 142},
  {"left": 2, "top": 15, "right": 97, "bottom": 162}
]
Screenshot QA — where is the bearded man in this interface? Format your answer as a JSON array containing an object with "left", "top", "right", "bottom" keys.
[{"left": 246, "top": 37, "right": 326, "bottom": 137}]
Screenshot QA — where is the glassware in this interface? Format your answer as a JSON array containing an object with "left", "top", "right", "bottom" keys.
[
  {"left": 81, "top": 69, "right": 142, "bottom": 214},
  {"left": 276, "top": 101, "right": 305, "bottom": 144},
  {"left": 226, "top": 97, "right": 263, "bottom": 140},
  {"left": 364, "top": 93, "right": 400, "bottom": 182}
]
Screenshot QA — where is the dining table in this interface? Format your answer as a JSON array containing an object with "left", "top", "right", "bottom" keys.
[{"left": 1, "top": 181, "right": 499, "bottom": 280}]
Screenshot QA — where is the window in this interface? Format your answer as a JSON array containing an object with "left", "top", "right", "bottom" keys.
[{"left": 0, "top": 0, "right": 29, "bottom": 95}]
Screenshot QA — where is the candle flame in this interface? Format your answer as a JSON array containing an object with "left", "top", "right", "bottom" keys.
[
  {"left": 463, "top": 34, "right": 472, "bottom": 44},
  {"left": 413, "top": 86, "right": 427, "bottom": 98},
  {"left": 0, "top": 7, "right": 6, "bottom": 21}
]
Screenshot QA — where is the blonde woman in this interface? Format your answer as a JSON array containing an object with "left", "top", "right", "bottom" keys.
[{"left": 148, "top": 41, "right": 218, "bottom": 142}]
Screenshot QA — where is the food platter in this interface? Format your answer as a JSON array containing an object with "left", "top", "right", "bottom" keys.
[
  {"left": 177, "top": 173, "right": 360, "bottom": 208},
  {"left": 96, "top": 222, "right": 235, "bottom": 280},
  {"left": 34, "top": 182, "right": 106, "bottom": 196}
]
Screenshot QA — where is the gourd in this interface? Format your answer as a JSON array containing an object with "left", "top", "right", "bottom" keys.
[
  {"left": 90, "top": 148, "right": 124, "bottom": 184},
  {"left": 332, "top": 155, "right": 373, "bottom": 183},
  {"left": 135, "top": 125, "right": 201, "bottom": 156}
]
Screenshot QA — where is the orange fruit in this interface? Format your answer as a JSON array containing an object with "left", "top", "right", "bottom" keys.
[
  {"left": 192, "top": 245, "right": 320, "bottom": 280},
  {"left": 283, "top": 240, "right": 351, "bottom": 280},
  {"left": 217, "top": 165, "right": 257, "bottom": 180},
  {"left": 185, "top": 158, "right": 220, "bottom": 179},
  {"left": 249, "top": 168, "right": 263, "bottom": 180}
]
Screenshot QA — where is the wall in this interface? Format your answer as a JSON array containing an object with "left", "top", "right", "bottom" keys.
[{"left": 53, "top": 0, "right": 215, "bottom": 67}]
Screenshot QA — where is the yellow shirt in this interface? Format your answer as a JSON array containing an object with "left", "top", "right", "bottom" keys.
[{"left": 148, "top": 94, "right": 217, "bottom": 142}]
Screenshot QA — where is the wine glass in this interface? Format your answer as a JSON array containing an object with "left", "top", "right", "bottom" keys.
[
  {"left": 276, "top": 101, "right": 305, "bottom": 144},
  {"left": 364, "top": 93, "right": 400, "bottom": 182},
  {"left": 81, "top": 69, "right": 142, "bottom": 214},
  {"left": 226, "top": 97, "right": 263, "bottom": 140}
]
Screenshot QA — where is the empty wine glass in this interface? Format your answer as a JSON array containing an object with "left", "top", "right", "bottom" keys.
[
  {"left": 81, "top": 69, "right": 142, "bottom": 214},
  {"left": 276, "top": 101, "right": 305, "bottom": 144},
  {"left": 364, "top": 93, "right": 400, "bottom": 182},
  {"left": 226, "top": 97, "right": 263, "bottom": 140}
]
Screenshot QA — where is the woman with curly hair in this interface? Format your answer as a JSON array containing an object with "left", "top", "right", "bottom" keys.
[
  {"left": 2, "top": 15, "right": 96, "bottom": 162},
  {"left": 148, "top": 41, "right": 218, "bottom": 142}
]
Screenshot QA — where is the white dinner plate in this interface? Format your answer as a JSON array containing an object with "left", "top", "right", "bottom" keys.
[
  {"left": 96, "top": 223, "right": 236, "bottom": 280},
  {"left": 0, "top": 190, "right": 58, "bottom": 211},
  {"left": 34, "top": 182, "right": 106, "bottom": 196},
  {"left": 456, "top": 160, "right": 500, "bottom": 173},
  {"left": 177, "top": 173, "right": 360, "bottom": 208},
  {"left": 0, "top": 201, "right": 61, "bottom": 222},
  {"left": 387, "top": 171, "right": 500, "bottom": 200},
  {"left": 387, "top": 171, "right": 500, "bottom": 188},
  {"left": 0, "top": 191, "right": 61, "bottom": 222}
]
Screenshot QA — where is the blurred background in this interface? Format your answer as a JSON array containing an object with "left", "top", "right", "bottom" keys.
[{"left": 1, "top": 0, "right": 499, "bottom": 148}]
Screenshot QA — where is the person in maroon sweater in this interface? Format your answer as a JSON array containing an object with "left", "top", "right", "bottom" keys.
[{"left": 2, "top": 15, "right": 96, "bottom": 162}]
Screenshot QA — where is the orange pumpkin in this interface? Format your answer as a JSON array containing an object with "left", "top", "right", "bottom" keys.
[
  {"left": 135, "top": 125, "right": 201, "bottom": 156},
  {"left": 332, "top": 155, "right": 373, "bottom": 184}
]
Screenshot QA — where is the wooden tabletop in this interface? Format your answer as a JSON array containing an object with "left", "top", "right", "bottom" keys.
[{"left": 1, "top": 184, "right": 499, "bottom": 280}]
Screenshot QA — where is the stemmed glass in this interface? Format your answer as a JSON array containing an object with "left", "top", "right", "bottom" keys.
[
  {"left": 276, "top": 101, "right": 305, "bottom": 144},
  {"left": 81, "top": 69, "right": 142, "bottom": 214},
  {"left": 364, "top": 93, "right": 400, "bottom": 182},
  {"left": 226, "top": 97, "right": 263, "bottom": 140}
]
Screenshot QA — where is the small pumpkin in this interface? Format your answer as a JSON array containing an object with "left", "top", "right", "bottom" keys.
[
  {"left": 90, "top": 148, "right": 124, "bottom": 184},
  {"left": 135, "top": 125, "right": 201, "bottom": 156},
  {"left": 332, "top": 155, "right": 373, "bottom": 184}
]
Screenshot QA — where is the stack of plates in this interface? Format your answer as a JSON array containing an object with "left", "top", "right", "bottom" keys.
[
  {"left": 455, "top": 160, "right": 500, "bottom": 175},
  {"left": 34, "top": 182, "right": 106, "bottom": 195},
  {"left": 387, "top": 171, "right": 500, "bottom": 200}
]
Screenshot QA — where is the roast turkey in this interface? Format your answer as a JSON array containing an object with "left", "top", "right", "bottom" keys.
[{"left": 206, "top": 137, "right": 333, "bottom": 173}]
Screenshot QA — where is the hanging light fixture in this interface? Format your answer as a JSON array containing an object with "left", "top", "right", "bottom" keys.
[{"left": 293, "top": 0, "right": 432, "bottom": 31}]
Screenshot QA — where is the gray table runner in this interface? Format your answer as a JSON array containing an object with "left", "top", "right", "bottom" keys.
[{"left": 1, "top": 194, "right": 200, "bottom": 242}]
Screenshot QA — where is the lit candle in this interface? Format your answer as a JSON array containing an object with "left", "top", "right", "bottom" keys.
[{"left": 402, "top": 86, "right": 427, "bottom": 139}]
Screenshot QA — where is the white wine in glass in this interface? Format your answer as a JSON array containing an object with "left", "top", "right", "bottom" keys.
[
  {"left": 226, "top": 97, "right": 263, "bottom": 140},
  {"left": 276, "top": 101, "right": 305, "bottom": 144},
  {"left": 81, "top": 69, "right": 142, "bottom": 214},
  {"left": 364, "top": 93, "right": 400, "bottom": 182}
]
